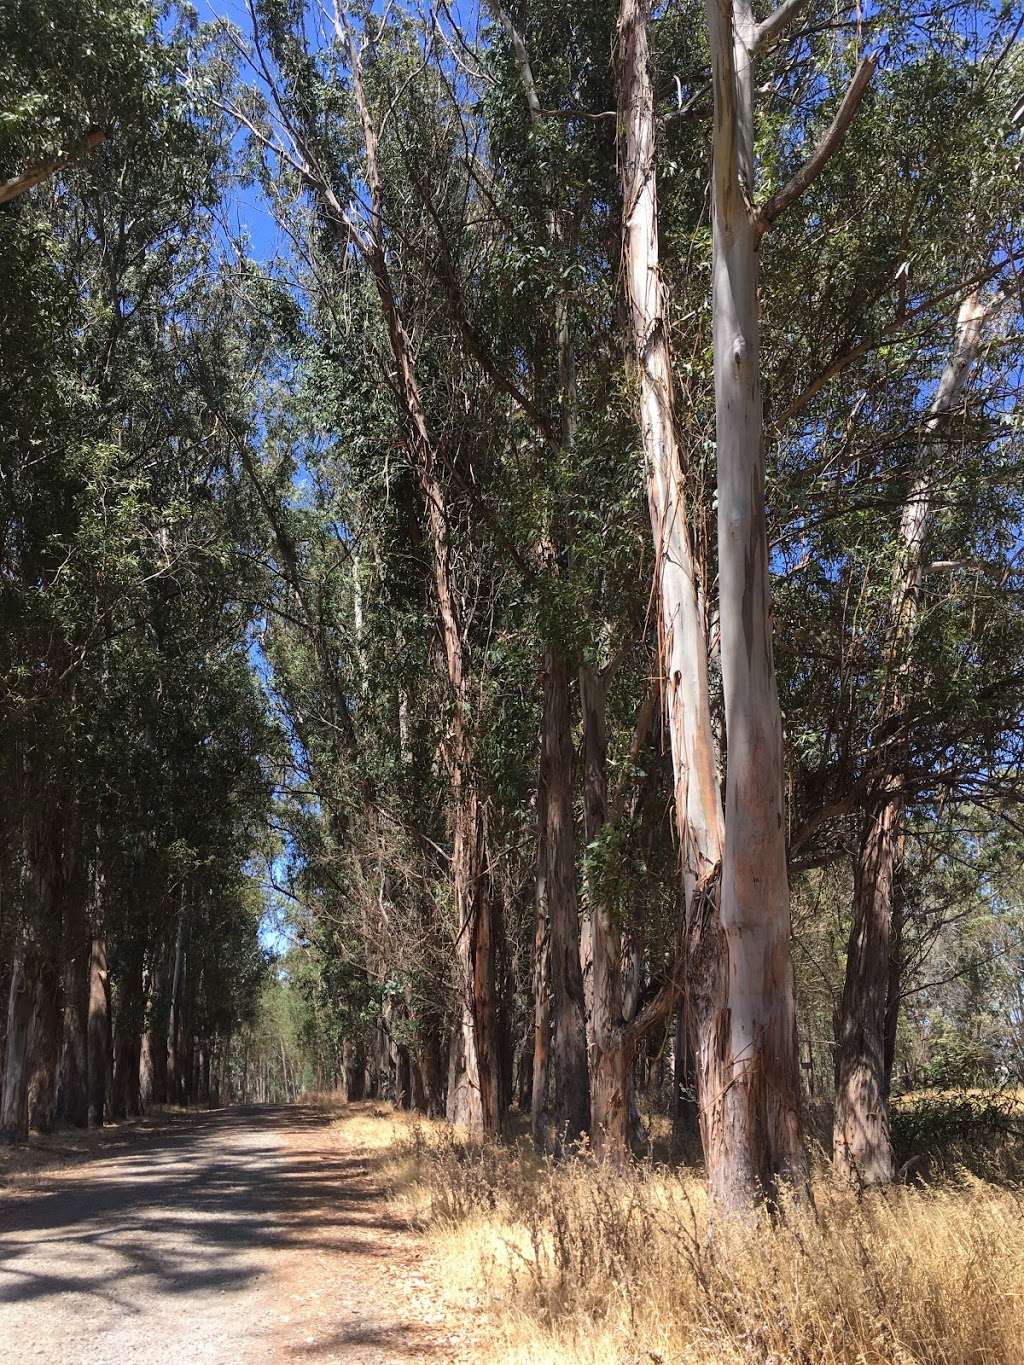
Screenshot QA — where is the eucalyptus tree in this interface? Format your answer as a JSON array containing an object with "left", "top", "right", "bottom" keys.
[
  {"left": 0, "top": 0, "right": 280, "bottom": 1137},
  {"left": 415, "top": 1, "right": 691, "bottom": 1154},
  {"left": 417, "top": 0, "right": 617, "bottom": 1149},
  {"left": 607, "top": 0, "right": 1024, "bottom": 1211},
  {"left": 699, "top": 0, "right": 885, "bottom": 1208},
  {"left": 613, "top": 0, "right": 726, "bottom": 1167},
  {"left": 757, "top": 28, "right": 1024, "bottom": 1184},
  {"left": 484, "top": 0, "right": 591, "bottom": 1153},
  {"left": 218, "top": 0, "right": 515, "bottom": 1134},
  {"left": 833, "top": 290, "right": 999, "bottom": 1181}
]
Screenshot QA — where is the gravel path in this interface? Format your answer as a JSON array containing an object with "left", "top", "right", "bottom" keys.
[{"left": 0, "top": 1105, "right": 459, "bottom": 1364}]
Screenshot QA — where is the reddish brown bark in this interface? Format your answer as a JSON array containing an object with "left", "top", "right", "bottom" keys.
[
  {"left": 1, "top": 948, "right": 40, "bottom": 1141},
  {"left": 542, "top": 651, "right": 590, "bottom": 1151},
  {"left": 834, "top": 290, "right": 992, "bottom": 1186}
]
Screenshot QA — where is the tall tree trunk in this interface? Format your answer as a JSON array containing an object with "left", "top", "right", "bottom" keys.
[
  {"left": 57, "top": 887, "right": 90, "bottom": 1126},
  {"left": 0, "top": 958, "right": 9, "bottom": 1100},
  {"left": 139, "top": 1025, "right": 155, "bottom": 1111},
  {"left": 444, "top": 792, "right": 500, "bottom": 1134},
  {"left": 216, "top": 1035, "right": 230, "bottom": 1107},
  {"left": 515, "top": 1029, "right": 533, "bottom": 1112},
  {"left": 150, "top": 999, "right": 168, "bottom": 1106},
  {"left": 1, "top": 948, "right": 40, "bottom": 1141},
  {"left": 529, "top": 840, "right": 552, "bottom": 1146},
  {"left": 490, "top": 3, "right": 590, "bottom": 1152},
  {"left": 580, "top": 664, "right": 629, "bottom": 1158},
  {"left": 542, "top": 652, "right": 590, "bottom": 1150},
  {"left": 343, "top": 28, "right": 500, "bottom": 1137},
  {"left": 112, "top": 1032, "right": 142, "bottom": 1120},
  {"left": 395, "top": 1043, "right": 412, "bottom": 1111},
  {"left": 27, "top": 956, "right": 61, "bottom": 1133},
  {"left": 180, "top": 965, "right": 196, "bottom": 1108},
  {"left": 883, "top": 903, "right": 902, "bottom": 1097},
  {"left": 616, "top": 0, "right": 726, "bottom": 1170},
  {"left": 705, "top": 0, "right": 807, "bottom": 1212},
  {"left": 342, "top": 1039, "right": 366, "bottom": 1102},
  {"left": 6, "top": 819, "right": 65, "bottom": 1139},
  {"left": 528, "top": 559, "right": 553, "bottom": 1153},
  {"left": 112, "top": 959, "right": 145, "bottom": 1120},
  {"left": 87, "top": 930, "right": 111, "bottom": 1127},
  {"left": 834, "top": 289, "right": 991, "bottom": 1185},
  {"left": 166, "top": 895, "right": 185, "bottom": 1105},
  {"left": 414, "top": 1016, "right": 445, "bottom": 1117}
]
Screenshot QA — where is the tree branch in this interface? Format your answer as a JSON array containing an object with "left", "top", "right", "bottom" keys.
[
  {"left": 752, "top": 0, "right": 812, "bottom": 54},
  {"left": 485, "top": 1, "right": 543, "bottom": 121},
  {"left": 756, "top": 56, "right": 876, "bottom": 235},
  {"left": 0, "top": 127, "right": 107, "bottom": 206},
  {"left": 777, "top": 250, "right": 1024, "bottom": 425}
]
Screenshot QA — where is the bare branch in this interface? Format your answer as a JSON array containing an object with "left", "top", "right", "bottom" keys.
[
  {"left": 778, "top": 250, "right": 1024, "bottom": 425},
  {"left": 537, "top": 106, "right": 616, "bottom": 122},
  {"left": 756, "top": 56, "right": 877, "bottom": 235},
  {"left": 484, "top": 1, "right": 542, "bottom": 122}
]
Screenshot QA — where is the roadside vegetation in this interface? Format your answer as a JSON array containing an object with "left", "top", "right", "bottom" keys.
[
  {"left": 334, "top": 1098, "right": 1024, "bottom": 1365},
  {"left": 4, "top": 2, "right": 1024, "bottom": 1358}
]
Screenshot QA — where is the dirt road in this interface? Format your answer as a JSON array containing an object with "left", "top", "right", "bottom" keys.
[{"left": 0, "top": 1105, "right": 461, "bottom": 1364}]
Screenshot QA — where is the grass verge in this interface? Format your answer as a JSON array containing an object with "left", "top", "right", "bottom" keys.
[{"left": 326, "top": 1100, "right": 1024, "bottom": 1365}]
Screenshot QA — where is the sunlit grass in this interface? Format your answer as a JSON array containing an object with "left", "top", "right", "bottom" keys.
[{"left": 329, "top": 1098, "right": 1024, "bottom": 1365}]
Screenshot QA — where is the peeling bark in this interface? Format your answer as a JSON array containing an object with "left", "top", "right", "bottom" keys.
[
  {"left": 139, "top": 1024, "right": 155, "bottom": 1111},
  {"left": 616, "top": 0, "right": 726, "bottom": 1170}
]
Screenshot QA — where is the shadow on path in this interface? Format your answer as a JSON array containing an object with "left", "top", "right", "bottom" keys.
[{"left": 0, "top": 1103, "right": 423, "bottom": 1360}]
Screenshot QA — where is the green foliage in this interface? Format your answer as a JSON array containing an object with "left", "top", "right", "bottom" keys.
[
  {"left": 0, "top": 2, "right": 282, "bottom": 1081},
  {"left": 4, "top": 0, "right": 1024, "bottom": 1137},
  {"left": 891, "top": 1090, "right": 1024, "bottom": 1177}
]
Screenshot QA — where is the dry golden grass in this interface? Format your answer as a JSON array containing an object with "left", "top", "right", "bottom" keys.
[
  {"left": 894, "top": 1088, "right": 1024, "bottom": 1107},
  {"left": 330, "top": 1103, "right": 1024, "bottom": 1365}
]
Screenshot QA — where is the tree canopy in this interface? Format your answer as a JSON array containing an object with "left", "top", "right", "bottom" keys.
[{"left": 1, "top": 0, "right": 1023, "bottom": 1219}]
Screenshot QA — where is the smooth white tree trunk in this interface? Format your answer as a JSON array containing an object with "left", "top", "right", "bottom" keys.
[{"left": 705, "top": 0, "right": 808, "bottom": 1212}]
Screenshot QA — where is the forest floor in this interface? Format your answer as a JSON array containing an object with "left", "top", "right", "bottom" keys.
[{"left": 0, "top": 1102, "right": 475, "bottom": 1364}]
